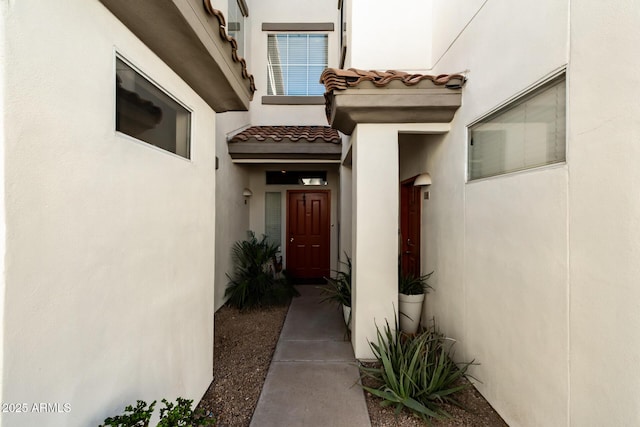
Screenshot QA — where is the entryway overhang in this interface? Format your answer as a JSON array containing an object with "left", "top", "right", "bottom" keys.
[
  {"left": 99, "top": 0, "right": 255, "bottom": 112},
  {"left": 320, "top": 69, "right": 465, "bottom": 135},
  {"left": 227, "top": 126, "right": 342, "bottom": 163}
]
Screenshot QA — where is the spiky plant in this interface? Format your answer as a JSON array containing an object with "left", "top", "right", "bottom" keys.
[
  {"left": 398, "top": 270, "right": 434, "bottom": 295},
  {"left": 225, "top": 231, "right": 298, "bottom": 309},
  {"left": 360, "top": 316, "right": 475, "bottom": 422},
  {"left": 320, "top": 254, "right": 352, "bottom": 307}
]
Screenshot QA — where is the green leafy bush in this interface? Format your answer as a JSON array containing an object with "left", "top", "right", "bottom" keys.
[
  {"left": 225, "top": 231, "right": 299, "bottom": 310},
  {"left": 360, "top": 317, "right": 475, "bottom": 422},
  {"left": 101, "top": 398, "right": 214, "bottom": 427},
  {"left": 157, "top": 398, "right": 214, "bottom": 427},
  {"left": 101, "top": 400, "right": 155, "bottom": 427}
]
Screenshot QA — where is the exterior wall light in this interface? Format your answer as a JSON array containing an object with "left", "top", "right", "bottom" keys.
[
  {"left": 414, "top": 173, "right": 432, "bottom": 186},
  {"left": 243, "top": 188, "right": 253, "bottom": 204}
]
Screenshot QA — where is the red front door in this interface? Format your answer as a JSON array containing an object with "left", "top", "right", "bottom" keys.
[
  {"left": 287, "top": 190, "right": 330, "bottom": 280},
  {"left": 400, "top": 179, "right": 421, "bottom": 277}
]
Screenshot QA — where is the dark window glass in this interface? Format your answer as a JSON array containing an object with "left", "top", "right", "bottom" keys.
[
  {"left": 266, "top": 171, "right": 328, "bottom": 185},
  {"left": 116, "top": 57, "right": 191, "bottom": 159}
]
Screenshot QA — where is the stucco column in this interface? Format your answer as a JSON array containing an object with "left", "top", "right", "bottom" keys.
[{"left": 351, "top": 124, "right": 399, "bottom": 359}]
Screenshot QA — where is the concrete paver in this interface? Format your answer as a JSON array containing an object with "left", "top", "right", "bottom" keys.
[{"left": 250, "top": 285, "right": 371, "bottom": 427}]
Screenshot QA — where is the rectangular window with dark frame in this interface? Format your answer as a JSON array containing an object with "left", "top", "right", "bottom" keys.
[
  {"left": 266, "top": 171, "right": 328, "bottom": 185},
  {"left": 116, "top": 57, "right": 191, "bottom": 159},
  {"left": 468, "top": 73, "right": 566, "bottom": 180}
]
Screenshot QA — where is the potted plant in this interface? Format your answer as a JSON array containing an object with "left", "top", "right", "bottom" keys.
[
  {"left": 398, "top": 270, "right": 433, "bottom": 334},
  {"left": 320, "top": 255, "right": 352, "bottom": 328}
]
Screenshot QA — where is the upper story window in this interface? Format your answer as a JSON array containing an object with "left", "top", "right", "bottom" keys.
[
  {"left": 267, "top": 33, "right": 328, "bottom": 96},
  {"left": 262, "top": 23, "right": 334, "bottom": 105},
  {"left": 468, "top": 73, "right": 566, "bottom": 181},
  {"left": 116, "top": 56, "right": 191, "bottom": 159},
  {"left": 228, "top": 0, "right": 248, "bottom": 58}
]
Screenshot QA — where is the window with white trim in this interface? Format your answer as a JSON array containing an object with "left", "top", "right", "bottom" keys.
[
  {"left": 267, "top": 33, "right": 328, "bottom": 96},
  {"left": 116, "top": 57, "right": 191, "bottom": 159},
  {"left": 468, "top": 74, "right": 566, "bottom": 180}
]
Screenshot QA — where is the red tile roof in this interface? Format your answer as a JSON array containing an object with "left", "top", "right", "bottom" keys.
[
  {"left": 320, "top": 68, "right": 465, "bottom": 92},
  {"left": 203, "top": 0, "right": 256, "bottom": 95},
  {"left": 229, "top": 126, "right": 341, "bottom": 144}
]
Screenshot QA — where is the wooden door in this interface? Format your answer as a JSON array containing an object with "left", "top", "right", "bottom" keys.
[
  {"left": 287, "top": 191, "right": 330, "bottom": 281},
  {"left": 400, "top": 179, "right": 421, "bottom": 277}
]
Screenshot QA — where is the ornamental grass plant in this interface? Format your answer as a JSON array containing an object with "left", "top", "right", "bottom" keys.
[
  {"left": 398, "top": 270, "right": 434, "bottom": 295},
  {"left": 320, "top": 254, "right": 352, "bottom": 307},
  {"left": 359, "top": 316, "right": 475, "bottom": 423}
]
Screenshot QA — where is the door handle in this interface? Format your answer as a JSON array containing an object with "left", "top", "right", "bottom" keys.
[{"left": 290, "top": 237, "right": 294, "bottom": 243}]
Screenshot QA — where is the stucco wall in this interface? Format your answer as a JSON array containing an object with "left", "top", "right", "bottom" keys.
[
  {"left": 423, "top": 0, "right": 570, "bottom": 425},
  {"left": 214, "top": 112, "right": 251, "bottom": 311},
  {"left": 350, "top": 125, "right": 399, "bottom": 358},
  {"left": 0, "top": 0, "right": 7, "bottom": 411},
  {"left": 568, "top": 2, "right": 640, "bottom": 426},
  {"left": 2, "top": 1, "right": 216, "bottom": 425},
  {"left": 430, "top": 0, "right": 485, "bottom": 69},
  {"left": 348, "top": 0, "right": 432, "bottom": 71}
]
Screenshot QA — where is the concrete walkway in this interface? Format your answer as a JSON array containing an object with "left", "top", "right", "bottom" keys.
[{"left": 250, "top": 285, "right": 371, "bottom": 427}]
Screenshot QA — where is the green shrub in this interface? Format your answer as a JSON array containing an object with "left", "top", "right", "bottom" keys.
[
  {"left": 101, "top": 400, "right": 155, "bottom": 427},
  {"left": 225, "top": 231, "right": 299, "bottom": 310},
  {"left": 101, "top": 398, "right": 214, "bottom": 427},
  {"left": 157, "top": 398, "right": 214, "bottom": 427},
  {"left": 360, "top": 317, "right": 475, "bottom": 422}
]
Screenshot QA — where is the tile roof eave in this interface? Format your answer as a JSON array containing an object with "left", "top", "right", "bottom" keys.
[
  {"left": 229, "top": 126, "right": 341, "bottom": 144},
  {"left": 203, "top": 0, "right": 256, "bottom": 96},
  {"left": 319, "top": 68, "right": 466, "bottom": 92}
]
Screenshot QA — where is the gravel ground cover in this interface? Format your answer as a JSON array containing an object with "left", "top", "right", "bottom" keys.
[
  {"left": 196, "top": 304, "right": 289, "bottom": 426},
  {"left": 197, "top": 303, "right": 508, "bottom": 426}
]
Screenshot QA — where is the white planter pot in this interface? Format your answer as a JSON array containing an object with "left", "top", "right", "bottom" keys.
[
  {"left": 342, "top": 304, "right": 352, "bottom": 330},
  {"left": 398, "top": 293, "right": 425, "bottom": 334}
]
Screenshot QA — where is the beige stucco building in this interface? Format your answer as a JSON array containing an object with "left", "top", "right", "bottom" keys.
[{"left": 1, "top": 0, "right": 639, "bottom": 426}]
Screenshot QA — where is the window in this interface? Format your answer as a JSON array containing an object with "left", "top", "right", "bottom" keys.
[
  {"left": 265, "top": 192, "right": 282, "bottom": 247},
  {"left": 468, "top": 74, "right": 566, "bottom": 180},
  {"left": 227, "top": 0, "right": 248, "bottom": 58},
  {"left": 266, "top": 171, "right": 328, "bottom": 185},
  {"left": 267, "top": 34, "right": 328, "bottom": 96},
  {"left": 116, "top": 57, "right": 191, "bottom": 159}
]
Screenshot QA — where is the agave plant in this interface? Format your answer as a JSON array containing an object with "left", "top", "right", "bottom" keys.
[
  {"left": 225, "top": 231, "right": 298, "bottom": 310},
  {"left": 359, "top": 316, "right": 475, "bottom": 422},
  {"left": 320, "top": 254, "right": 352, "bottom": 307}
]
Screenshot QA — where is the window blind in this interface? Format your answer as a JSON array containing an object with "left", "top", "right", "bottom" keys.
[
  {"left": 267, "top": 34, "right": 328, "bottom": 96},
  {"left": 469, "top": 76, "right": 566, "bottom": 180}
]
